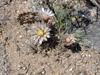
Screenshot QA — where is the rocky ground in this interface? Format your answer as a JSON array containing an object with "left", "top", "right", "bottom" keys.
[{"left": 0, "top": 0, "right": 100, "bottom": 75}]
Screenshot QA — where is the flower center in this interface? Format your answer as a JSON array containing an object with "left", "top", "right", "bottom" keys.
[
  {"left": 66, "top": 37, "right": 71, "bottom": 43},
  {"left": 37, "top": 29, "right": 44, "bottom": 36}
]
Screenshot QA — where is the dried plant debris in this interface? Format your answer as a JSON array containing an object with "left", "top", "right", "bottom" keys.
[
  {"left": 0, "top": 23, "right": 2, "bottom": 35},
  {"left": 76, "top": 70, "right": 87, "bottom": 75},
  {"left": 0, "top": 0, "right": 12, "bottom": 6},
  {"left": 17, "top": 12, "right": 40, "bottom": 25},
  {"left": 90, "top": 0, "right": 100, "bottom": 6}
]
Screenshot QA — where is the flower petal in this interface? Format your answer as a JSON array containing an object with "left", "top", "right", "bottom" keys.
[
  {"left": 34, "top": 36, "right": 40, "bottom": 44},
  {"left": 49, "top": 11, "right": 52, "bottom": 14},
  {"left": 42, "top": 8, "right": 44, "bottom": 12},
  {"left": 44, "top": 27, "right": 49, "bottom": 33},
  {"left": 39, "top": 37, "right": 44, "bottom": 44},
  {"left": 47, "top": 9, "right": 50, "bottom": 13},
  {"left": 50, "top": 14, "right": 54, "bottom": 16},
  {"left": 47, "top": 35, "right": 50, "bottom": 38},
  {"left": 30, "top": 35, "right": 36, "bottom": 39},
  {"left": 45, "top": 32, "right": 50, "bottom": 35},
  {"left": 43, "top": 37, "right": 47, "bottom": 41}
]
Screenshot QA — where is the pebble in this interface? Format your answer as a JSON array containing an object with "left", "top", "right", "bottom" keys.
[
  {"left": 88, "top": 54, "right": 91, "bottom": 57},
  {"left": 21, "top": 44, "right": 24, "bottom": 46},
  {"left": 24, "top": 1, "right": 27, "bottom": 4},
  {"left": 42, "top": 71, "right": 45, "bottom": 74},
  {"left": 24, "top": 27, "right": 28, "bottom": 31},
  {"left": 69, "top": 68, "right": 73, "bottom": 71},
  {"left": 33, "top": 56, "right": 35, "bottom": 58},
  {"left": 82, "top": 54, "right": 86, "bottom": 58},
  {"left": 22, "top": 66, "right": 26, "bottom": 70},
  {"left": 18, "top": 62, "right": 23, "bottom": 69},
  {"left": 19, "top": 35, "right": 22, "bottom": 38},
  {"left": 51, "top": 70, "right": 53, "bottom": 74}
]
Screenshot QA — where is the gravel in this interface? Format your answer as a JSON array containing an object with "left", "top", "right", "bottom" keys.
[{"left": 0, "top": 42, "right": 9, "bottom": 75}]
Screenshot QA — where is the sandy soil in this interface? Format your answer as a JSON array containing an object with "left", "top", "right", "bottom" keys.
[{"left": 0, "top": 0, "right": 100, "bottom": 75}]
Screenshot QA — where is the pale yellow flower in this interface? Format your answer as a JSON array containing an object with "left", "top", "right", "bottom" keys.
[
  {"left": 28, "top": 22, "right": 51, "bottom": 45},
  {"left": 38, "top": 8, "right": 54, "bottom": 22},
  {"left": 63, "top": 33, "right": 75, "bottom": 46}
]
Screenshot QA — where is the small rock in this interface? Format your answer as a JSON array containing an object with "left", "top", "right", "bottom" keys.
[
  {"left": 18, "top": 62, "right": 23, "bottom": 69},
  {"left": 22, "top": 66, "right": 26, "bottom": 70},
  {"left": 69, "top": 68, "right": 73, "bottom": 71},
  {"left": 24, "top": 27, "right": 28, "bottom": 31},
  {"left": 5, "top": 37, "right": 8, "bottom": 42},
  {"left": 66, "top": 53, "right": 71, "bottom": 57},
  {"left": 42, "top": 71, "right": 45, "bottom": 74},
  {"left": 88, "top": 9, "right": 97, "bottom": 17},
  {"left": 19, "top": 35, "right": 22, "bottom": 38}
]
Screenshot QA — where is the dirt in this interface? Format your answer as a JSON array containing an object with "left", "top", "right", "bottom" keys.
[{"left": 0, "top": 0, "right": 100, "bottom": 75}]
